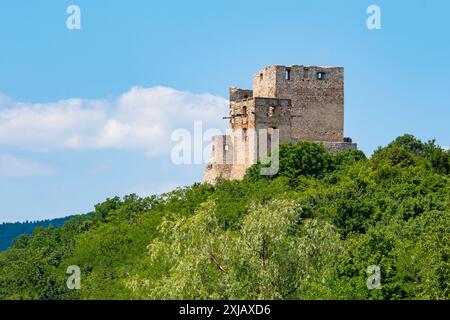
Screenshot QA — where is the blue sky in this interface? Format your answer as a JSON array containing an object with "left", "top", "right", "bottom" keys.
[{"left": 0, "top": 0, "right": 449, "bottom": 222}]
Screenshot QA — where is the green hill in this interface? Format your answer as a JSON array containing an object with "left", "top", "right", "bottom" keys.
[
  {"left": 0, "top": 134, "right": 448, "bottom": 300},
  {"left": 0, "top": 216, "right": 73, "bottom": 252}
]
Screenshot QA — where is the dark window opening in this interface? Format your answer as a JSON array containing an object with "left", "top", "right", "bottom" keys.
[
  {"left": 269, "top": 106, "right": 276, "bottom": 117},
  {"left": 285, "top": 68, "right": 291, "bottom": 80},
  {"left": 260, "top": 73, "right": 263, "bottom": 81},
  {"left": 317, "top": 72, "right": 325, "bottom": 80},
  {"left": 242, "top": 106, "right": 247, "bottom": 116}
]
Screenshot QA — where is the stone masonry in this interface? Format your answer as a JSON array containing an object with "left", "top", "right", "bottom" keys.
[{"left": 202, "top": 65, "right": 357, "bottom": 184}]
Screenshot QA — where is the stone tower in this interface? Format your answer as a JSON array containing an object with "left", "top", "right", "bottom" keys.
[{"left": 202, "top": 65, "right": 357, "bottom": 184}]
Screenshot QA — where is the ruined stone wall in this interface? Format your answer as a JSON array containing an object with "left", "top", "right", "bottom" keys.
[
  {"left": 320, "top": 141, "right": 357, "bottom": 153},
  {"left": 230, "top": 98, "right": 256, "bottom": 129},
  {"left": 203, "top": 134, "right": 236, "bottom": 185},
  {"left": 203, "top": 163, "right": 234, "bottom": 185},
  {"left": 228, "top": 97, "right": 291, "bottom": 172},
  {"left": 253, "top": 65, "right": 344, "bottom": 142},
  {"left": 252, "top": 66, "right": 278, "bottom": 98},
  {"left": 210, "top": 135, "right": 233, "bottom": 165},
  {"left": 229, "top": 87, "right": 253, "bottom": 102},
  {"left": 253, "top": 97, "right": 292, "bottom": 144},
  {"left": 229, "top": 98, "right": 255, "bottom": 166}
]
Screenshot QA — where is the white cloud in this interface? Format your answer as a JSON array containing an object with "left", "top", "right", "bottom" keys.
[
  {"left": 0, "top": 154, "right": 54, "bottom": 177},
  {"left": 0, "top": 86, "right": 228, "bottom": 155}
]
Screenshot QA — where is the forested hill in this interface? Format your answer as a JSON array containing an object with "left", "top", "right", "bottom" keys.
[
  {"left": 0, "top": 134, "right": 448, "bottom": 300},
  {"left": 0, "top": 216, "right": 73, "bottom": 251}
]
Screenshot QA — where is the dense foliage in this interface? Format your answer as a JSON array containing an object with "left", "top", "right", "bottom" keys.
[
  {"left": 0, "top": 216, "right": 73, "bottom": 251},
  {"left": 0, "top": 135, "right": 448, "bottom": 300}
]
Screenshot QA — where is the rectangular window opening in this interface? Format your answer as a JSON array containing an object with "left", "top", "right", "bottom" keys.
[
  {"left": 285, "top": 68, "right": 291, "bottom": 80},
  {"left": 317, "top": 72, "right": 325, "bottom": 80},
  {"left": 269, "top": 106, "right": 276, "bottom": 117}
]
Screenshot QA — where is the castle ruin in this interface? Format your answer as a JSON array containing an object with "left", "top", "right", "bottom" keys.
[{"left": 203, "top": 65, "right": 357, "bottom": 184}]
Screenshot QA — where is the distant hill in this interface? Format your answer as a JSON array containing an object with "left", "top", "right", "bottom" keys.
[{"left": 0, "top": 216, "right": 73, "bottom": 251}]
